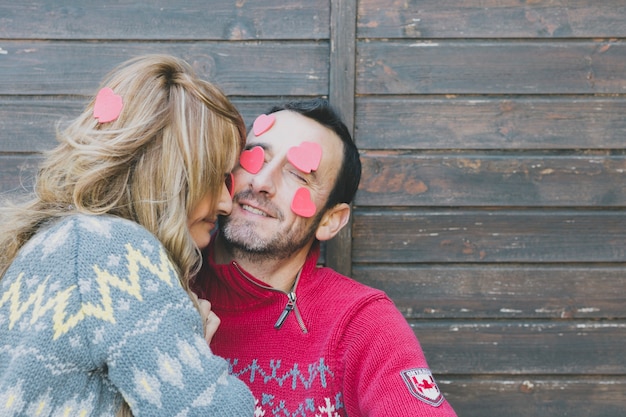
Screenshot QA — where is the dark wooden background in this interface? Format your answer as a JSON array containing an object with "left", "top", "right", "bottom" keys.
[{"left": 1, "top": 1, "right": 625, "bottom": 416}]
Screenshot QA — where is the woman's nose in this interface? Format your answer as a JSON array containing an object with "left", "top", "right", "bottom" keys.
[{"left": 216, "top": 181, "right": 233, "bottom": 215}]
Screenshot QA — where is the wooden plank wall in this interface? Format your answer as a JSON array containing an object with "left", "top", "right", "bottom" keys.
[
  {"left": 353, "top": 1, "right": 626, "bottom": 416},
  {"left": 1, "top": 1, "right": 625, "bottom": 416}
]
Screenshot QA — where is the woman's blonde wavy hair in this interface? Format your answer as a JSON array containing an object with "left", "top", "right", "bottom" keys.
[{"left": 0, "top": 54, "right": 245, "bottom": 416}]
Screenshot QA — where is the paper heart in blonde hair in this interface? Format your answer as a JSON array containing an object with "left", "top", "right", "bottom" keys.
[{"left": 93, "top": 87, "right": 124, "bottom": 123}]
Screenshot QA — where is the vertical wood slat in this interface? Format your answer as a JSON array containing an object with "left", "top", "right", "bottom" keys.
[{"left": 326, "top": 0, "right": 357, "bottom": 276}]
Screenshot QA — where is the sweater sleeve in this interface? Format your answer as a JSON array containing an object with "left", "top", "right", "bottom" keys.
[
  {"left": 339, "top": 295, "right": 457, "bottom": 417},
  {"left": 74, "top": 217, "right": 254, "bottom": 416}
]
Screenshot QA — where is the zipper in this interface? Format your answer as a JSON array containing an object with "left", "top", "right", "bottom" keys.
[
  {"left": 275, "top": 290, "right": 308, "bottom": 333},
  {"left": 233, "top": 262, "right": 308, "bottom": 333},
  {"left": 274, "top": 291, "right": 296, "bottom": 329}
]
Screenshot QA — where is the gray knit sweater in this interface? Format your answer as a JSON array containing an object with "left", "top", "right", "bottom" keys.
[{"left": 0, "top": 214, "right": 253, "bottom": 416}]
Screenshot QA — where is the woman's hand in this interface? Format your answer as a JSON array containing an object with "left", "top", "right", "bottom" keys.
[{"left": 191, "top": 293, "right": 221, "bottom": 344}]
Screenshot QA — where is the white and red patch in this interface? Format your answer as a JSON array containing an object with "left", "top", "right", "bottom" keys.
[{"left": 400, "top": 368, "right": 444, "bottom": 407}]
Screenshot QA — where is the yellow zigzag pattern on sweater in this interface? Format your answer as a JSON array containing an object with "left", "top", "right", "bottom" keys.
[{"left": 0, "top": 243, "right": 175, "bottom": 339}]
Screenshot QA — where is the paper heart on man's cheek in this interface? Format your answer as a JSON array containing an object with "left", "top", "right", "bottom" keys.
[{"left": 291, "top": 187, "right": 316, "bottom": 218}]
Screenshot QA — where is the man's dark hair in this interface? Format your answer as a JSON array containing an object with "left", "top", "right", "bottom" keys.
[{"left": 267, "top": 98, "right": 361, "bottom": 211}]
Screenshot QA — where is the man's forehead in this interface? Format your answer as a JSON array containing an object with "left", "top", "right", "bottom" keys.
[{"left": 247, "top": 111, "right": 333, "bottom": 148}]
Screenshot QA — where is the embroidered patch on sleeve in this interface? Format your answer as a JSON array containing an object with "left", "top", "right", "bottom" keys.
[{"left": 400, "top": 368, "right": 444, "bottom": 407}]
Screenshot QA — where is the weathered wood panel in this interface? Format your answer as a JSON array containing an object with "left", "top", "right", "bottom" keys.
[
  {"left": 357, "top": 151, "right": 626, "bottom": 207},
  {"left": 0, "top": 97, "right": 84, "bottom": 153},
  {"left": 356, "top": 97, "right": 626, "bottom": 150},
  {"left": 0, "top": 1, "right": 329, "bottom": 40},
  {"left": 0, "top": 41, "right": 328, "bottom": 96},
  {"left": 441, "top": 376, "right": 626, "bottom": 417},
  {"left": 414, "top": 321, "right": 626, "bottom": 374},
  {"left": 358, "top": 0, "right": 626, "bottom": 39},
  {"left": 352, "top": 210, "right": 626, "bottom": 263},
  {"left": 353, "top": 265, "right": 626, "bottom": 319},
  {"left": 326, "top": 0, "right": 358, "bottom": 276},
  {"left": 357, "top": 40, "right": 626, "bottom": 94},
  {"left": 353, "top": 8, "right": 626, "bottom": 410}
]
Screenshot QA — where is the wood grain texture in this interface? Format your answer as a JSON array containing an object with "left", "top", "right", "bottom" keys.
[
  {"left": 356, "top": 97, "right": 626, "bottom": 150},
  {"left": 0, "top": 97, "right": 85, "bottom": 153},
  {"left": 357, "top": 151, "right": 626, "bottom": 207},
  {"left": 352, "top": 210, "right": 626, "bottom": 263},
  {"left": 353, "top": 265, "right": 626, "bottom": 319},
  {"left": 358, "top": 0, "right": 626, "bottom": 39},
  {"left": 413, "top": 320, "right": 626, "bottom": 374},
  {"left": 0, "top": 0, "right": 329, "bottom": 40},
  {"left": 357, "top": 40, "right": 626, "bottom": 94},
  {"left": 326, "top": 0, "right": 358, "bottom": 276},
  {"left": 441, "top": 376, "right": 626, "bottom": 417},
  {"left": 0, "top": 41, "right": 328, "bottom": 96}
]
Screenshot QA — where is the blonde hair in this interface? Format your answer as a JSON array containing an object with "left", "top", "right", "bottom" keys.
[{"left": 0, "top": 54, "right": 245, "bottom": 416}]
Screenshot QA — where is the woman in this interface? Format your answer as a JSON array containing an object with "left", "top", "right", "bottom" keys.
[{"left": 0, "top": 55, "right": 254, "bottom": 416}]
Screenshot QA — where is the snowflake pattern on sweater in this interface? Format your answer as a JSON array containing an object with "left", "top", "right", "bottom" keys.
[
  {"left": 0, "top": 215, "right": 254, "bottom": 417},
  {"left": 233, "top": 358, "right": 342, "bottom": 417}
]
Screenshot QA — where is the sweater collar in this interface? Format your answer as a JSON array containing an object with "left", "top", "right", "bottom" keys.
[{"left": 199, "top": 231, "right": 321, "bottom": 304}]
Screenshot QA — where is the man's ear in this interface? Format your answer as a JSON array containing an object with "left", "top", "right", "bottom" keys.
[{"left": 315, "top": 203, "right": 351, "bottom": 242}]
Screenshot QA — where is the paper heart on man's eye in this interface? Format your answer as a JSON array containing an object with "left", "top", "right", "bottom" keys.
[
  {"left": 239, "top": 146, "right": 264, "bottom": 174},
  {"left": 287, "top": 141, "right": 322, "bottom": 173}
]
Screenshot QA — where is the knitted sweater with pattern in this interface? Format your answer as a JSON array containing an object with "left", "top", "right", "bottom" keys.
[
  {"left": 192, "top": 234, "right": 458, "bottom": 417},
  {"left": 0, "top": 214, "right": 254, "bottom": 417}
]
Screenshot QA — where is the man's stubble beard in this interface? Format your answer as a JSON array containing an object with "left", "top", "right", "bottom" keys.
[{"left": 218, "top": 211, "right": 322, "bottom": 262}]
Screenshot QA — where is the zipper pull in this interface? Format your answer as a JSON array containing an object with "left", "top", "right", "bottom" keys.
[{"left": 274, "top": 291, "right": 296, "bottom": 329}]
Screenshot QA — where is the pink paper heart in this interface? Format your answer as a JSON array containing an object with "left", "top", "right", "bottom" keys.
[
  {"left": 93, "top": 87, "right": 123, "bottom": 123},
  {"left": 253, "top": 114, "right": 275, "bottom": 136},
  {"left": 291, "top": 187, "right": 316, "bottom": 218},
  {"left": 287, "top": 141, "right": 322, "bottom": 173},
  {"left": 239, "top": 146, "right": 264, "bottom": 174}
]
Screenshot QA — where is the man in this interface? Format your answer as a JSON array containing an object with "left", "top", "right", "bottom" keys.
[{"left": 192, "top": 99, "right": 457, "bottom": 416}]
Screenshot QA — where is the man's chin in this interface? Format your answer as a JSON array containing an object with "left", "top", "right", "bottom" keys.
[{"left": 222, "top": 224, "right": 266, "bottom": 252}]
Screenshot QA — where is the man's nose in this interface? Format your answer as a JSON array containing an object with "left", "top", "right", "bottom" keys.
[{"left": 248, "top": 163, "right": 278, "bottom": 195}]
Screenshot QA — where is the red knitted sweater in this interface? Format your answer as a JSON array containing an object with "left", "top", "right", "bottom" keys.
[{"left": 192, "top": 238, "right": 458, "bottom": 417}]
